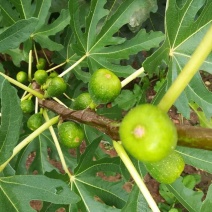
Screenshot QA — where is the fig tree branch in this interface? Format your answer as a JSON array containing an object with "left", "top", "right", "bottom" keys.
[
  {"left": 39, "top": 98, "right": 212, "bottom": 151},
  {"left": 39, "top": 98, "right": 120, "bottom": 140}
]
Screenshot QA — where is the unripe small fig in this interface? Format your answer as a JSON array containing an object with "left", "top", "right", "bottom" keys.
[
  {"left": 34, "top": 70, "right": 48, "bottom": 85},
  {"left": 88, "top": 68, "right": 121, "bottom": 104},
  {"left": 44, "top": 77, "right": 67, "bottom": 98},
  {"left": 16, "top": 71, "right": 28, "bottom": 84},
  {"left": 21, "top": 99, "right": 34, "bottom": 114},
  {"left": 73, "top": 92, "right": 97, "bottom": 110},
  {"left": 36, "top": 58, "right": 46, "bottom": 70},
  {"left": 144, "top": 151, "right": 185, "bottom": 184},
  {"left": 27, "top": 113, "right": 43, "bottom": 131},
  {"left": 58, "top": 121, "right": 85, "bottom": 148}
]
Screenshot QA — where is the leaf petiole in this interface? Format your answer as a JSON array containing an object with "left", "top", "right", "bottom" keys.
[
  {"left": 113, "top": 141, "right": 160, "bottom": 212},
  {"left": 21, "top": 92, "right": 32, "bottom": 101},
  {"left": 0, "top": 116, "right": 59, "bottom": 172},
  {"left": 28, "top": 50, "right": 33, "bottom": 81},
  {"left": 33, "top": 43, "right": 39, "bottom": 64},
  {"left": 42, "top": 48, "right": 52, "bottom": 66},
  {"left": 46, "top": 61, "right": 67, "bottom": 73},
  {"left": 59, "top": 54, "right": 87, "bottom": 77},
  {"left": 121, "top": 67, "right": 145, "bottom": 88},
  {"left": 158, "top": 24, "right": 212, "bottom": 112},
  {"left": 53, "top": 97, "right": 69, "bottom": 108},
  {"left": 42, "top": 110, "right": 73, "bottom": 179},
  {"left": 0, "top": 72, "right": 44, "bottom": 99}
]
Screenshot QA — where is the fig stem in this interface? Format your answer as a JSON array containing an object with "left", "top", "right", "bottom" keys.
[
  {"left": 42, "top": 110, "right": 73, "bottom": 178},
  {"left": 0, "top": 72, "right": 44, "bottom": 99},
  {"left": 113, "top": 141, "right": 160, "bottom": 212},
  {"left": 0, "top": 116, "right": 59, "bottom": 172},
  {"left": 121, "top": 67, "right": 145, "bottom": 88},
  {"left": 59, "top": 54, "right": 87, "bottom": 77},
  {"left": 158, "top": 24, "right": 212, "bottom": 112}
]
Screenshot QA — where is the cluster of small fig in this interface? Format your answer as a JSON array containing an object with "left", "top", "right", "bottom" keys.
[
  {"left": 17, "top": 58, "right": 66, "bottom": 132},
  {"left": 17, "top": 62, "right": 184, "bottom": 184},
  {"left": 17, "top": 58, "right": 46, "bottom": 131},
  {"left": 17, "top": 63, "right": 122, "bottom": 149},
  {"left": 58, "top": 68, "right": 122, "bottom": 148}
]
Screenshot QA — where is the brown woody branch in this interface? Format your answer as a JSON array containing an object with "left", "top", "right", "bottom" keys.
[
  {"left": 38, "top": 98, "right": 120, "bottom": 140},
  {"left": 38, "top": 98, "right": 212, "bottom": 151}
]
